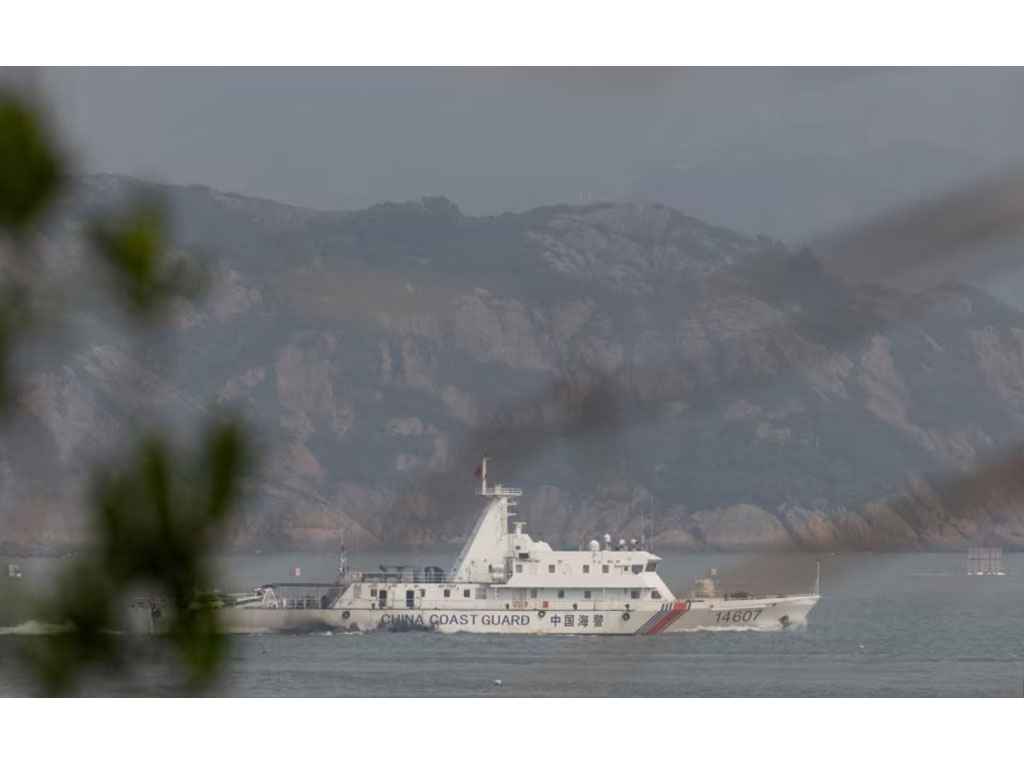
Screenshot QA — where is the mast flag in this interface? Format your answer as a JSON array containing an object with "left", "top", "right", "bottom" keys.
[{"left": 477, "top": 456, "right": 488, "bottom": 493}]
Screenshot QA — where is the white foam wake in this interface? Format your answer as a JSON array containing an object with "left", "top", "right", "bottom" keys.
[
  {"left": 672, "top": 621, "right": 808, "bottom": 633},
  {"left": 0, "top": 620, "right": 68, "bottom": 635}
]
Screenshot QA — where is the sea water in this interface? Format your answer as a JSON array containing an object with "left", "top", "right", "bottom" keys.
[{"left": 2, "top": 552, "right": 1023, "bottom": 697}]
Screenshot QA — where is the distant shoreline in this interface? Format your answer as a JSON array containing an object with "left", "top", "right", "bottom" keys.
[{"left": 4, "top": 544, "right": 1021, "bottom": 559}]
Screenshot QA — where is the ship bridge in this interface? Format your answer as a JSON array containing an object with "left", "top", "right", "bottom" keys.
[{"left": 448, "top": 458, "right": 674, "bottom": 600}]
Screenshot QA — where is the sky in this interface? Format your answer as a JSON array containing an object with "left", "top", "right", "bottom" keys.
[{"left": 19, "top": 66, "right": 1024, "bottom": 303}]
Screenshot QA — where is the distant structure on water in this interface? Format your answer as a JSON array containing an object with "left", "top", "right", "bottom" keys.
[{"left": 966, "top": 547, "right": 1006, "bottom": 576}]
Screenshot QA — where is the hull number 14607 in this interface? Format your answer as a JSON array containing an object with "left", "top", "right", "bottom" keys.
[{"left": 715, "top": 609, "right": 762, "bottom": 624}]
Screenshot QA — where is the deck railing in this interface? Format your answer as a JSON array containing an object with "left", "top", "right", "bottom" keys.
[{"left": 347, "top": 570, "right": 454, "bottom": 584}]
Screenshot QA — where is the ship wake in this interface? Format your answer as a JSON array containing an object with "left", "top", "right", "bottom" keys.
[
  {"left": 0, "top": 620, "right": 69, "bottom": 635},
  {"left": 678, "top": 622, "right": 808, "bottom": 633}
]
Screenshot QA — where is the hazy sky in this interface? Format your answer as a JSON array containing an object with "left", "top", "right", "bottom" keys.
[
  {"left": 20, "top": 67, "right": 1024, "bottom": 302},
  {"left": 40, "top": 67, "right": 689, "bottom": 214},
  {"left": 32, "top": 69, "right": 1023, "bottom": 212}
]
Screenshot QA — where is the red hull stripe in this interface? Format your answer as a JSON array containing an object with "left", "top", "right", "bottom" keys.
[
  {"left": 644, "top": 601, "right": 689, "bottom": 634},
  {"left": 635, "top": 603, "right": 671, "bottom": 635}
]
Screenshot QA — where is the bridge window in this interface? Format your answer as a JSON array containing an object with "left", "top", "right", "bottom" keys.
[
  {"left": 602, "top": 565, "right": 609, "bottom": 574},
  {"left": 419, "top": 589, "right": 426, "bottom": 597},
  {"left": 583, "top": 565, "right": 590, "bottom": 574},
  {"left": 548, "top": 565, "right": 555, "bottom": 573},
  {"left": 443, "top": 589, "right": 450, "bottom": 598},
  {"left": 463, "top": 589, "right": 471, "bottom": 598},
  {"left": 530, "top": 589, "right": 538, "bottom": 598},
  {"left": 631, "top": 565, "right": 643, "bottom": 574},
  {"left": 652, "top": 591, "right": 661, "bottom": 599},
  {"left": 631, "top": 590, "right": 640, "bottom": 599},
  {"left": 515, "top": 564, "right": 523, "bottom": 573},
  {"left": 645, "top": 562, "right": 657, "bottom": 572},
  {"left": 557, "top": 590, "right": 565, "bottom": 598},
  {"left": 370, "top": 589, "right": 377, "bottom": 597},
  {"left": 584, "top": 590, "right": 591, "bottom": 599}
]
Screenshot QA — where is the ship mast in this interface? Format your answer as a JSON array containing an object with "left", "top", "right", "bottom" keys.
[{"left": 452, "top": 456, "right": 522, "bottom": 582}]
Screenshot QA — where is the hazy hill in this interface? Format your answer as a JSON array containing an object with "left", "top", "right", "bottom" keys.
[{"left": 4, "top": 174, "right": 1024, "bottom": 554}]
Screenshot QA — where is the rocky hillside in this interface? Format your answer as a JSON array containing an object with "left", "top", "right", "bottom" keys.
[{"left": 4, "top": 174, "right": 1024, "bottom": 554}]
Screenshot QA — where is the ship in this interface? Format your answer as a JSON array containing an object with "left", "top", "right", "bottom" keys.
[
  {"left": 966, "top": 547, "right": 1006, "bottom": 576},
  {"left": 132, "top": 459, "right": 821, "bottom": 635}
]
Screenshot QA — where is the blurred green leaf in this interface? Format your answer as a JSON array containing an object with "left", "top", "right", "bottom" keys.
[
  {"left": 0, "top": 91, "right": 62, "bottom": 233},
  {"left": 200, "top": 419, "right": 248, "bottom": 524},
  {"left": 0, "top": 285, "right": 33, "bottom": 414},
  {"left": 24, "top": 561, "right": 124, "bottom": 696},
  {"left": 26, "top": 415, "right": 251, "bottom": 696},
  {"left": 0, "top": 91, "right": 253, "bottom": 697},
  {"left": 88, "top": 201, "right": 208, "bottom": 321}
]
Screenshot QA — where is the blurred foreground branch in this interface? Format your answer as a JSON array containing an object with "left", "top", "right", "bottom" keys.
[
  {"left": 0, "top": 86, "right": 253, "bottom": 695},
  {"left": 26, "top": 419, "right": 250, "bottom": 695}
]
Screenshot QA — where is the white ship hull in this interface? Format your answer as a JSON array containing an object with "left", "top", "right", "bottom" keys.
[{"left": 140, "top": 594, "right": 818, "bottom": 635}]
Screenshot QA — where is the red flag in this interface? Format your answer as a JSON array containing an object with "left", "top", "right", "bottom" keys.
[{"left": 473, "top": 465, "right": 482, "bottom": 478}]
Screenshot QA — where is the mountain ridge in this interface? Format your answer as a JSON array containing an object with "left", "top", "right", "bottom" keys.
[{"left": 4, "top": 175, "right": 1024, "bottom": 554}]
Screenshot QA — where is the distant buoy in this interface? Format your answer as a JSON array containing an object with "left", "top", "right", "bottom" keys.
[{"left": 493, "top": 679, "right": 502, "bottom": 686}]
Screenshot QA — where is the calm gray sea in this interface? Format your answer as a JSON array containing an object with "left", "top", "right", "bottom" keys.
[{"left": 2, "top": 551, "right": 1023, "bottom": 696}]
